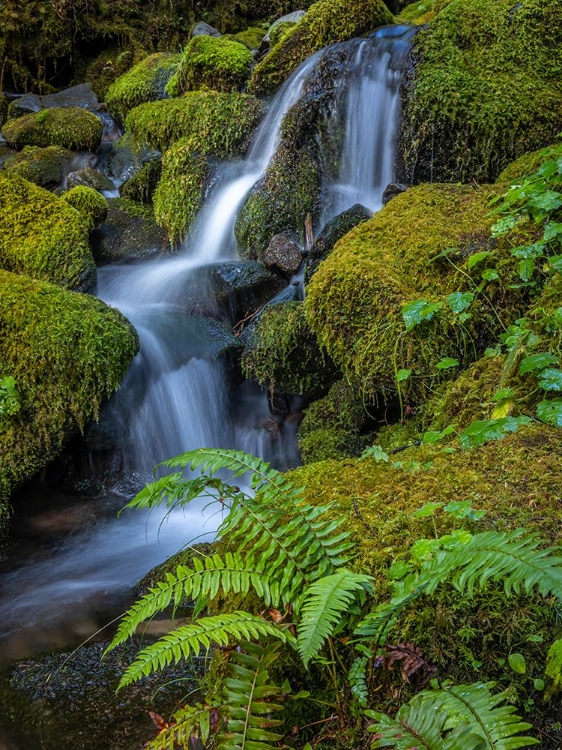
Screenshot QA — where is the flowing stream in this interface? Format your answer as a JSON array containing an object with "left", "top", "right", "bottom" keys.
[{"left": 0, "top": 25, "right": 415, "bottom": 665}]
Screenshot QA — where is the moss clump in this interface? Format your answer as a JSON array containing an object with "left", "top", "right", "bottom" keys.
[
  {"left": 125, "top": 92, "right": 264, "bottom": 156},
  {"left": 400, "top": 0, "right": 562, "bottom": 183},
  {"left": 120, "top": 158, "right": 162, "bottom": 204},
  {"left": 242, "top": 301, "right": 339, "bottom": 398},
  {"left": 248, "top": 0, "right": 393, "bottom": 95},
  {"left": 496, "top": 145, "right": 556, "bottom": 184},
  {"left": 304, "top": 183, "right": 537, "bottom": 405},
  {"left": 153, "top": 141, "right": 208, "bottom": 244},
  {"left": 62, "top": 186, "right": 108, "bottom": 230},
  {"left": 0, "top": 270, "right": 138, "bottom": 534},
  {"left": 0, "top": 172, "right": 95, "bottom": 290},
  {"left": 298, "top": 380, "right": 369, "bottom": 462},
  {"left": 105, "top": 52, "right": 181, "bottom": 123},
  {"left": 3, "top": 145, "right": 71, "bottom": 187},
  {"left": 234, "top": 27, "right": 266, "bottom": 50},
  {"left": 2, "top": 108, "right": 103, "bottom": 152},
  {"left": 166, "top": 37, "right": 254, "bottom": 96}
]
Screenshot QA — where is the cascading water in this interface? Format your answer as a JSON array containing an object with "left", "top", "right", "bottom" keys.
[{"left": 0, "top": 26, "right": 416, "bottom": 663}]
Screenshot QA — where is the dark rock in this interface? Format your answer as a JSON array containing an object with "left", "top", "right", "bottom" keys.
[
  {"left": 306, "top": 203, "right": 371, "bottom": 282},
  {"left": 264, "top": 11, "right": 306, "bottom": 42},
  {"left": 104, "top": 132, "right": 160, "bottom": 183},
  {"left": 66, "top": 166, "right": 115, "bottom": 192},
  {"left": 120, "top": 158, "right": 162, "bottom": 203},
  {"left": 0, "top": 144, "right": 17, "bottom": 168},
  {"left": 191, "top": 21, "right": 222, "bottom": 37},
  {"left": 3, "top": 146, "right": 71, "bottom": 187},
  {"left": 382, "top": 182, "right": 410, "bottom": 205},
  {"left": 8, "top": 83, "right": 102, "bottom": 119},
  {"left": 263, "top": 233, "right": 303, "bottom": 276},
  {"left": 91, "top": 198, "right": 168, "bottom": 264}
]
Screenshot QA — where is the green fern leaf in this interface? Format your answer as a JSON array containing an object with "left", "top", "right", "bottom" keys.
[
  {"left": 219, "top": 640, "right": 285, "bottom": 750},
  {"left": 368, "top": 681, "right": 538, "bottom": 749},
  {"left": 297, "top": 570, "right": 372, "bottom": 667},
  {"left": 118, "top": 612, "right": 292, "bottom": 688},
  {"left": 144, "top": 702, "right": 220, "bottom": 750}
]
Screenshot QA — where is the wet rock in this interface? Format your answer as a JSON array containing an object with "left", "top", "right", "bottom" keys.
[
  {"left": 8, "top": 84, "right": 102, "bottom": 119},
  {"left": 0, "top": 143, "right": 18, "bottom": 168},
  {"left": 2, "top": 107, "right": 103, "bottom": 152},
  {"left": 263, "top": 233, "right": 303, "bottom": 277},
  {"left": 306, "top": 203, "right": 371, "bottom": 283},
  {"left": 66, "top": 166, "right": 115, "bottom": 192},
  {"left": 3, "top": 146, "right": 72, "bottom": 187},
  {"left": 382, "top": 182, "right": 410, "bottom": 205},
  {"left": 264, "top": 10, "right": 306, "bottom": 42},
  {"left": 104, "top": 132, "right": 160, "bottom": 183},
  {"left": 192, "top": 21, "right": 222, "bottom": 37},
  {"left": 91, "top": 198, "right": 168, "bottom": 264}
]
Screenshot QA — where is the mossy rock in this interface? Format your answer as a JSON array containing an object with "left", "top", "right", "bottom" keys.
[
  {"left": 242, "top": 300, "right": 339, "bottom": 398},
  {"left": 3, "top": 145, "right": 71, "bottom": 187},
  {"left": 400, "top": 0, "right": 562, "bottom": 183},
  {"left": 66, "top": 166, "right": 115, "bottom": 192},
  {"left": 304, "top": 182, "right": 537, "bottom": 404},
  {"left": 153, "top": 141, "right": 208, "bottom": 244},
  {"left": 165, "top": 36, "right": 254, "bottom": 96},
  {"left": 62, "top": 186, "right": 108, "bottom": 230},
  {"left": 79, "top": 48, "right": 139, "bottom": 101},
  {"left": 248, "top": 0, "right": 393, "bottom": 96},
  {"left": 0, "top": 269, "right": 138, "bottom": 522},
  {"left": 105, "top": 52, "right": 181, "bottom": 123},
  {"left": 1, "top": 108, "right": 103, "bottom": 152},
  {"left": 497, "top": 144, "right": 557, "bottom": 184},
  {"left": 234, "top": 26, "right": 267, "bottom": 50},
  {"left": 0, "top": 172, "right": 95, "bottom": 290},
  {"left": 91, "top": 197, "right": 168, "bottom": 264},
  {"left": 125, "top": 92, "right": 264, "bottom": 156},
  {"left": 120, "top": 158, "right": 162, "bottom": 204},
  {"left": 397, "top": 0, "right": 440, "bottom": 24}
]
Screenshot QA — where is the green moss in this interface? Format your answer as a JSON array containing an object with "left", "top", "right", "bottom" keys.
[
  {"left": 3, "top": 145, "right": 71, "bottom": 187},
  {"left": 165, "top": 37, "right": 253, "bottom": 96},
  {"left": 80, "top": 48, "right": 138, "bottom": 101},
  {"left": 233, "top": 27, "right": 266, "bottom": 50},
  {"left": 125, "top": 91, "right": 264, "bottom": 156},
  {"left": 401, "top": 0, "right": 562, "bottom": 182},
  {"left": 120, "top": 158, "right": 162, "bottom": 204},
  {"left": 304, "top": 183, "right": 536, "bottom": 404},
  {"left": 153, "top": 141, "right": 208, "bottom": 244},
  {"left": 396, "top": 0, "right": 438, "bottom": 24},
  {"left": 242, "top": 301, "right": 339, "bottom": 398},
  {"left": 497, "top": 145, "right": 556, "bottom": 184},
  {"left": 1, "top": 108, "right": 102, "bottom": 151},
  {"left": 0, "top": 172, "right": 95, "bottom": 290},
  {"left": 0, "top": 269, "right": 138, "bottom": 532},
  {"left": 105, "top": 52, "right": 181, "bottom": 123},
  {"left": 248, "top": 0, "right": 393, "bottom": 95},
  {"left": 62, "top": 186, "right": 108, "bottom": 230}
]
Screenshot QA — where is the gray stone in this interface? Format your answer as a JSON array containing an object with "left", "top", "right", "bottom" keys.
[
  {"left": 263, "top": 233, "right": 303, "bottom": 277},
  {"left": 191, "top": 21, "right": 222, "bottom": 37},
  {"left": 91, "top": 198, "right": 168, "bottom": 265},
  {"left": 306, "top": 204, "right": 371, "bottom": 283},
  {"left": 104, "top": 132, "right": 160, "bottom": 183},
  {"left": 8, "top": 83, "right": 101, "bottom": 119},
  {"left": 382, "top": 182, "right": 410, "bottom": 205},
  {"left": 264, "top": 11, "right": 306, "bottom": 42},
  {"left": 66, "top": 166, "right": 115, "bottom": 192}
]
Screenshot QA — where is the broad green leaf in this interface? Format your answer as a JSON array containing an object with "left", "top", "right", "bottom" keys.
[
  {"left": 459, "top": 416, "right": 532, "bottom": 448},
  {"left": 528, "top": 190, "right": 562, "bottom": 214},
  {"left": 436, "top": 357, "right": 459, "bottom": 370},
  {"left": 491, "top": 215, "right": 519, "bottom": 236},
  {"left": 410, "top": 537, "right": 441, "bottom": 562},
  {"left": 548, "top": 255, "right": 562, "bottom": 272},
  {"left": 536, "top": 398, "right": 562, "bottom": 426},
  {"left": 402, "top": 299, "right": 442, "bottom": 331},
  {"left": 508, "top": 653, "right": 527, "bottom": 674},
  {"left": 361, "top": 445, "right": 390, "bottom": 462},
  {"left": 519, "top": 352, "right": 559, "bottom": 375},
  {"left": 447, "top": 291, "right": 474, "bottom": 314},
  {"left": 396, "top": 368, "right": 411, "bottom": 382},
  {"left": 422, "top": 424, "right": 456, "bottom": 444},
  {"left": 518, "top": 257, "right": 536, "bottom": 281},
  {"left": 413, "top": 502, "right": 443, "bottom": 518},
  {"left": 538, "top": 368, "right": 562, "bottom": 391},
  {"left": 467, "top": 250, "right": 491, "bottom": 269},
  {"left": 481, "top": 268, "right": 499, "bottom": 281},
  {"left": 512, "top": 243, "right": 545, "bottom": 259},
  {"left": 491, "top": 388, "right": 516, "bottom": 402},
  {"left": 534, "top": 678, "right": 545, "bottom": 691},
  {"left": 544, "top": 220, "right": 562, "bottom": 242}
]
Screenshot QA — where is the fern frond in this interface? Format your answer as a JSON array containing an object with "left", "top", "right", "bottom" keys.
[
  {"left": 368, "top": 681, "right": 538, "bottom": 749},
  {"left": 118, "top": 612, "right": 293, "bottom": 688},
  {"left": 297, "top": 570, "right": 373, "bottom": 667},
  {"left": 107, "top": 552, "right": 296, "bottom": 652},
  {"left": 218, "top": 640, "right": 286, "bottom": 750},
  {"left": 545, "top": 638, "right": 562, "bottom": 696},
  {"left": 349, "top": 656, "right": 369, "bottom": 708},
  {"left": 144, "top": 702, "right": 221, "bottom": 750},
  {"left": 353, "top": 576, "right": 426, "bottom": 645}
]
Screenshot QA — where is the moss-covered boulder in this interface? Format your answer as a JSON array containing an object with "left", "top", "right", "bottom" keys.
[
  {"left": 0, "top": 270, "right": 138, "bottom": 524},
  {"left": 400, "top": 0, "right": 562, "bottom": 183},
  {"left": 66, "top": 166, "right": 115, "bottom": 192},
  {"left": 91, "top": 198, "right": 168, "bottom": 264},
  {"left": 2, "top": 107, "right": 103, "bottom": 152},
  {"left": 304, "top": 183, "right": 537, "bottom": 404},
  {"left": 62, "top": 187, "right": 108, "bottom": 230},
  {"left": 125, "top": 92, "right": 264, "bottom": 156},
  {"left": 497, "top": 144, "right": 556, "bottom": 184},
  {"left": 234, "top": 26, "right": 267, "bottom": 50},
  {"left": 166, "top": 36, "right": 254, "bottom": 95},
  {"left": 153, "top": 141, "right": 208, "bottom": 244},
  {"left": 3, "top": 145, "right": 71, "bottom": 187},
  {"left": 248, "top": 0, "right": 393, "bottom": 95},
  {"left": 105, "top": 52, "right": 181, "bottom": 123},
  {"left": 120, "top": 158, "right": 162, "bottom": 204},
  {"left": 242, "top": 300, "right": 339, "bottom": 397},
  {"left": 0, "top": 172, "right": 95, "bottom": 290}
]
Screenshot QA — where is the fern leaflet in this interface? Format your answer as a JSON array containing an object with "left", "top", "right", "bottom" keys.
[{"left": 144, "top": 702, "right": 221, "bottom": 750}]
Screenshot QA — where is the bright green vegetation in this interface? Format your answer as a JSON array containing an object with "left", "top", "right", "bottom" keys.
[
  {"left": 396, "top": 0, "right": 441, "bottom": 24},
  {"left": 497, "top": 145, "right": 555, "bottom": 184},
  {"left": 62, "top": 186, "right": 108, "bottom": 230},
  {"left": 110, "top": 443, "right": 562, "bottom": 748},
  {"left": 0, "top": 269, "right": 138, "bottom": 521},
  {"left": 401, "top": 0, "right": 562, "bottom": 182},
  {"left": 304, "top": 182, "right": 535, "bottom": 405},
  {"left": 233, "top": 26, "right": 266, "bottom": 50},
  {"left": 125, "top": 92, "right": 264, "bottom": 156},
  {"left": 242, "top": 301, "right": 338, "bottom": 398},
  {"left": 165, "top": 36, "right": 253, "bottom": 95},
  {"left": 1, "top": 107, "right": 103, "bottom": 151},
  {"left": 3, "top": 145, "right": 71, "bottom": 187},
  {"left": 0, "top": 172, "right": 95, "bottom": 290},
  {"left": 105, "top": 52, "right": 181, "bottom": 123},
  {"left": 248, "top": 0, "right": 393, "bottom": 95},
  {"left": 153, "top": 141, "right": 208, "bottom": 243},
  {"left": 120, "top": 159, "right": 162, "bottom": 204}
]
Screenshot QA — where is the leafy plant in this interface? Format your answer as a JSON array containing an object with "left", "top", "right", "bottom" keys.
[{"left": 0, "top": 375, "right": 20, "bottom": 417}]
